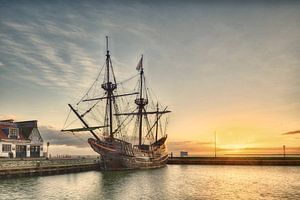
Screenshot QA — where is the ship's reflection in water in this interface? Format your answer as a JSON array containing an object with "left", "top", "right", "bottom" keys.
[
  {"left": 100, "top": 168, "right": 169, "bottom": 199},
  {"left": 0, "top": 165, "right": 299, "bottom": 199}
]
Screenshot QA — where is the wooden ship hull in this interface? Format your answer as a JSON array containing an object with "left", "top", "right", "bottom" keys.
[{"left": 88, "top": 136, "right": 168, "bottom": 170}]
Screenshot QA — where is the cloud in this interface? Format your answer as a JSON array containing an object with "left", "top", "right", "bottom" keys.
[
  {"left": 168, "top": 140, "right": 300, "bottom": 155},
  {"left": 282, "top": 130, "right": 300, "bottom": 135},
  {"left": 0, "top": 16, "right": 104, "bottom": 97},
  {"left": 228, "top": 147, "right": 300, "bottom": 154},
  {"left": 1, "top": 0, "right": 300, "bottom": 154},
  {"left": 167, "top": 140, "right": 213, "bottom": 153},
  {"left": 0, "top": 114, "right": 18, "bottom": 120},
  {"left": 39, "top": 126, "right": 91, "bottom": 148}
]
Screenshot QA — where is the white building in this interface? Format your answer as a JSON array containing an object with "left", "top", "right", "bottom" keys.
[
  {"left": 0, "top": 120, "right": 43, "bottom": 158},
  {"left": 180, "top": 151, "right": 188, "bottom": 157}
]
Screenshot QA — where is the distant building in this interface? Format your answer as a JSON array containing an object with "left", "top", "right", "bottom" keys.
[
  {"left": 0, "top": 119, "right": 44, "bottom": 158},
  {"left": 180, "top": 151, "right": 188, "bottom": 157}
]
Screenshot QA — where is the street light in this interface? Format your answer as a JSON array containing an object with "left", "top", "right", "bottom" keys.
[{"left": 46, "top": 142, "right": 50, "bottom": 158}]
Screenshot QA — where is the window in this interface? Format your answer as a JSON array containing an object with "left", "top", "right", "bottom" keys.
[
  {"left": 2, "top": 144, "right": 11, "bottom": 152},
  {"left": 9, "top": 128, "right": 19, "bottom": 139}
]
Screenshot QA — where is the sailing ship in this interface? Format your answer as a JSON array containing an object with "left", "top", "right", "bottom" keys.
[{"left": 62, "top": 37, "right": 171, "bottom": 170}]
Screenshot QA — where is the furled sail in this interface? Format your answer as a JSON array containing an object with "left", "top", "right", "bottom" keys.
[
  {"left": 61, "top": 126, "right": 108, "bottom": 132},
  {"left": 114, "top": 110, "right": 171, "bottom": 116},
  {"left": 82, "top": 92, "right": 139, "bottom": 102}
]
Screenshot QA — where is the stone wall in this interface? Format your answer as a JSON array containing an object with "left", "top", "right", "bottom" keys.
[{"left": 0, "top": 158, "right": 100, "bottom": 170}]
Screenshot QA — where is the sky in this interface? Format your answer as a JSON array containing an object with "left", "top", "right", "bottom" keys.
[{"left": 0, "top": 0, "right": 300, "bottom": 156}]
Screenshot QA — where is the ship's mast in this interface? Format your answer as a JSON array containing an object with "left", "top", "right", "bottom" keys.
[
  {"left": 155, "top": 103, "right": 159, "bottom": 142},
  {"left": 138, "top": 67, "right": 143, "bottom": 146},
  {"left": 69, "top": 37, "right": 139, "bottom": 140},
  {"left": 135, "top": 55, "right": 148, "bottom": 146},
  {"left": 112, "top": 54, "right": 171, "bottom": 146},
  {"left": 63, "top": 38, "right": 171, "bottom": 143},
  {"left": 102, "top": 36, "right": 116, "bottom": 138}
]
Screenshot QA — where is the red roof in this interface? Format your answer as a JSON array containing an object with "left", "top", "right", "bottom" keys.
[
  {"left": 0, "top": 121, "right": 29, "bottom": 141},
  {"left": 0, "top": 128, "right": 8, "bottom": 139},
  {"left": 0, "top": 119, "right": 37, "bottom": 140}
]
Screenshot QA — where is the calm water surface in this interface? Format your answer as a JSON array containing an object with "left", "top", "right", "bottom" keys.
[{"left": 0, "top": 165, "right": 299, "bottom": 200}]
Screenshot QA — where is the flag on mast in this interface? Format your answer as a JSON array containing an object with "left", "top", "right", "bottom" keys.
[{"left": 136, "top": 55, "right": 143, "bottom": 71}]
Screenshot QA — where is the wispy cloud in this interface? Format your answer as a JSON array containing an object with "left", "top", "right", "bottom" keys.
[
  {"left": 0, "top": 114, "right": 18, "bottom": 120},
  {"left": 168, "top": 140, "right": 213, "bottom": 153},
  {"left": 0, "top": 13, "right": 106, "bottom": 97},
  {"left": 0, "top": 10, "right": 153, "bottom": 97},
  {"left": 40, "top": 126, "right": 90, "bottom": 148},
  {"left": 282, "top": 130, "right": 300, "bottom": 135}
]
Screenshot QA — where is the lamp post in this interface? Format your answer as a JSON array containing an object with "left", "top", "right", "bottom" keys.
[
  {"left": 214, "top": 131, "right": 217, "bottom": 158},
  {"left": 46, "top": 142, "right": 50, "bottom": 158}
]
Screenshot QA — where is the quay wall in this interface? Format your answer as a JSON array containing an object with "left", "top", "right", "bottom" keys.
[
  {"left": 167, "top": 157, "right": 300, "bottom": 166},
  {"left": 0, "top": 158, "right": 100, "bottom": 178}
]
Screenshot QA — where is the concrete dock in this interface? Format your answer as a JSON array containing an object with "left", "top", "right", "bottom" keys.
[
  {"left": 167, "top": 157, "right": 300, "bottom": 166},
  {"left": 1, "top": 156, "right": 299, "bottom": 178},
  {"left": 0, "top": 157, "right": 100, "bottom": 178}
]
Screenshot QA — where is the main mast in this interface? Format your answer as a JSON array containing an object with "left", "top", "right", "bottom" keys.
[
  {"left": 102, "top": 36, "right": 116, "bottom": 138},
  {"left": 69, "top": 37, "right": 141, "bottom": 140}
]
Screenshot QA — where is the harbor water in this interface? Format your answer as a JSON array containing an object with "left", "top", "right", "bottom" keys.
[{"left": 0, "top": 165, "right": 299, "bottom": 200}]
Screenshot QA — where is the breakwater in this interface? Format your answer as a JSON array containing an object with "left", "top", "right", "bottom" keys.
[
  {"left": 0, "top": 158, "right": 100, "bottom": 178},
  {"left": 167, "top": 157, "right": 300, "bottom": 166}
]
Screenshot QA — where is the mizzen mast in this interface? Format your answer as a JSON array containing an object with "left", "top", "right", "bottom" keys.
[
  {"left": 155, "top": 102, "right": 159, "bottom": 142},
  {"left": 135, "top": 55, "right": 148, "bottom": 146},
  {"left": 114, "top": 55, "right": 171, "bottom": 147}
]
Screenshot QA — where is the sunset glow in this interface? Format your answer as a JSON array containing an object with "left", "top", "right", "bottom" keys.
[{"left": 1, "top": 1, "right": 300, "bottom": 156}]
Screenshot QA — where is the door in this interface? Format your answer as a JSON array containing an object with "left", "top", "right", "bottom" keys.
[
  {"left": 30, "top": 146, "right": 40, "bottom": 158},
  {"left": 16, "top": 145, "right": 27, "bottom": 158}
]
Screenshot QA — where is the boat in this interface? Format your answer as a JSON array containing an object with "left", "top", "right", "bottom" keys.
[{"left": 61, "top": 37, "right": 171, "bottom": 170}]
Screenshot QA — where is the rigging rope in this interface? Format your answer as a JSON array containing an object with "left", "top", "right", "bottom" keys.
[
  {"left": 117, "top": 73, "right": 139, "bottom": 85},
  {"left": 62, "top": 109, "right": 71, "bottom": 130},
  {"left": 109, "top": 59, "right": 117, "bottom": 85},
  {"left": 77, "top": 60, "right": 106, "bottom": 105}
]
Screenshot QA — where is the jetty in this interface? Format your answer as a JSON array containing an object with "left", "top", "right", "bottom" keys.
[
  {"left": 167, "top": 157, "right": 300, "bottom": 166},
  {"left": 0, "top": 157, "right": 100, "bottom": 178}
]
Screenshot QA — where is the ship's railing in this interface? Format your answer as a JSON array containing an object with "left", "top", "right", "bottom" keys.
[{"left": 135, "top": 98, "right": 148, "bottom": 106}]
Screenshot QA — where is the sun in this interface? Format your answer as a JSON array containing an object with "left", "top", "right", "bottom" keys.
[{"left": 220, "top": 144, "right": 249, "bottom": 154}]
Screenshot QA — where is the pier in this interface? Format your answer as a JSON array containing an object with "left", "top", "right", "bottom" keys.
[
  {"left": 0, "top": 157, "right": 100, "bottom": 178},
  {"left": 167, "top": 157, "right": 300, "bottom": 166},
  {"left": 1, "top": 156, "right": 300, "bottom": 179}
]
